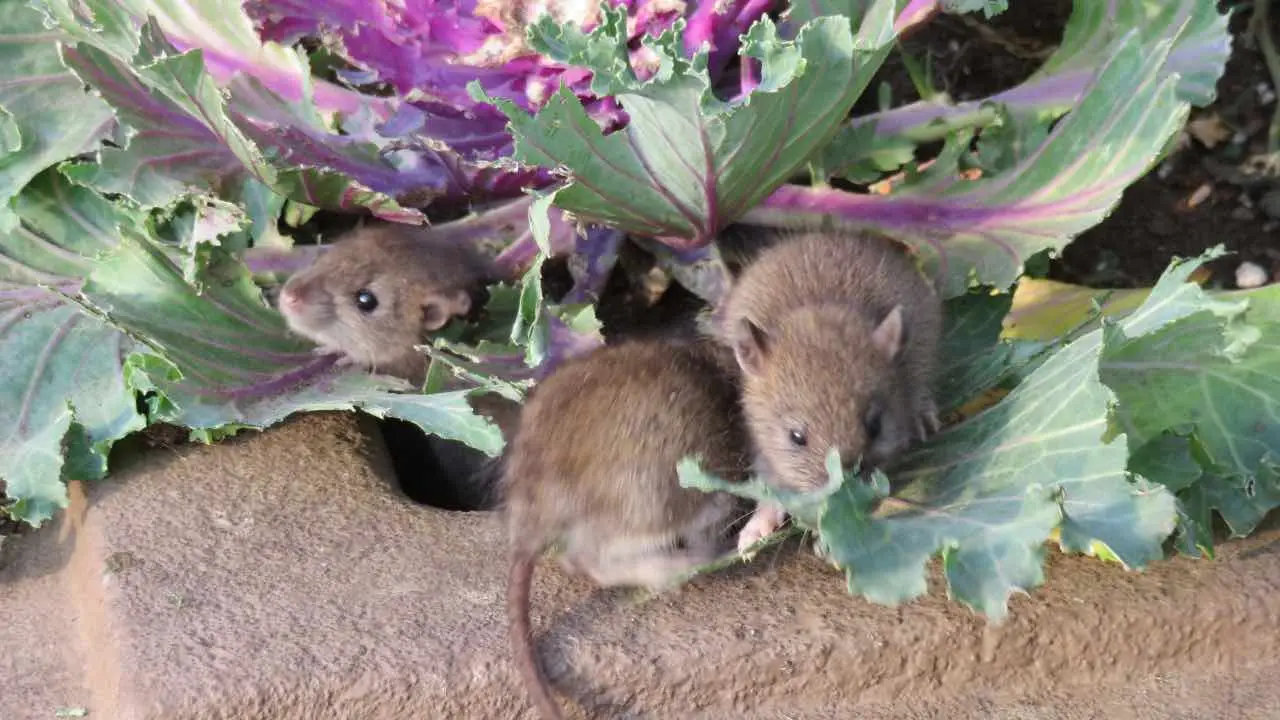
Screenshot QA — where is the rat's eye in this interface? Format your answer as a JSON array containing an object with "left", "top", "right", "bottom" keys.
[
  {"left": 788, "top": 428, "right": 808, "bottom": 447},
  {"left": 353, "top": 289, "right": 379, "bottom": 313},
  {"left": 864, "top": 409, "right": 882, "bottom": 442}
]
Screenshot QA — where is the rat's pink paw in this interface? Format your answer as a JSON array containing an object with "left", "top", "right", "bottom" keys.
[
  {"left": 736, "top": 503, "right": 788, "bottom": 558},
  {"left": 311, "top": 345, "right": 357, "bottom": 368},
  {"left": 915, "top": 399, "right": 941, "bottom": 440}
]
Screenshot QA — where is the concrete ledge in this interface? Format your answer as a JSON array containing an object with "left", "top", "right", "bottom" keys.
[
  {"left": 1, "top": 504, "right": 92, "bottom": 719},
  {"left": 3, "top": 411, "right": 1280, "bottom": 719}
]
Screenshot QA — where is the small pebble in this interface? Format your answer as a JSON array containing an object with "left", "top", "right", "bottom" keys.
[
  {"left": 1236, "top": 261, "right": 1269, "bottom": 289},
  {"left": 1187, "top": 113, "right": 1231, "bottom": 149},
  {"left": 1257, "top": 82, "right": 1277, "bottom": 105},
  {"left": 1231, "top": 207, "right": 1256, "bottom": 221},
  {"left": 1187, "top": 183, "right": 1213, "bottom": 208}
]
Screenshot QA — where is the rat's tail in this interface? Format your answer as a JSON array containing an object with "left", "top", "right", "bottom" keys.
[{"left": 509, "top": 551, "right": 566, "bottom": 720}]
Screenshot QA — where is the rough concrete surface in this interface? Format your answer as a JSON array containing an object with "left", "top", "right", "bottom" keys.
[
  {"left": 3, "top": 410, "right": 1280, "bottom": 720},
  {"left": 1, "top": 496, "right": 93, "bottom": 720}
]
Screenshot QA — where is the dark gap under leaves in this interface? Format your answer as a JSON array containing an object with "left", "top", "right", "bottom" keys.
[{"left": 379, "top": 418, "right": 499, "bottom": 512}]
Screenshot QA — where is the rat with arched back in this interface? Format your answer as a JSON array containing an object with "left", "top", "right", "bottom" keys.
[
  {"left": 713, "top": 224, "right": 944, "bottom": 550},
  {"left": 276, "top": 222, "right": 497, "bottom": 386},
  {"left": 502, "top": 335, "right": 753, "bottom": 720}
]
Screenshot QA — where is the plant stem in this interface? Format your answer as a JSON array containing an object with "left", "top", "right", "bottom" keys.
[
  {"left": 675, "top": 526, "right": 804, "bottom": 584},
  {"left": 1253, "top": 0, "right": 1280, "bottom": 153},
  {"left": 898, "top": 103, "right": 1003, "bottom": 144}
]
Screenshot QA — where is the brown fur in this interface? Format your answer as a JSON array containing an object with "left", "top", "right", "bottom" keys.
[
  {"left": 502, "top": 337, "right": 751, "bottom": 719},
  {"left": 714, "top": 225, "right": 943, "bottom": 491},
  {"left": 276, "top": 222, "right": 496, "bottom": 385}
]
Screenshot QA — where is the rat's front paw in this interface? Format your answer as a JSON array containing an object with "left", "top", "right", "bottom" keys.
[
  {"left": 311, "top": 345, "right": 358, "bottom": 368},
  {"left": 915, "top": 399, "right": 941, "bottom": 440},
  {"left": 736, "top": 521, "right": 773, "bottom": 558},
  {"left": 736, "top": 503, "right": 788, "bottom": 559}
]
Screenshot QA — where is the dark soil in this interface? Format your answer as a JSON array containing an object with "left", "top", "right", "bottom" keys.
[{"left": 880, "top": 0, "right": 1279, "bottom": 289}]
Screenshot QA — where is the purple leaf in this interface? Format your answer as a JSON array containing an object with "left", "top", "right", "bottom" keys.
[
  {"left": 473, "top": 2, "right": 898, "bottom": 247},
  {"left": 43, "top": 0, "right": 558, "bottom": 213},
  {"left": 60, "top": 44, "right": 258, "bottom": 208},
  {"left": 109, "top": 0, "right": 388, "bottom": 118},
  {"left": 561, "top": 226, "right": 624, "bottom": 305},
  {"left": 242, "top": 0, "right": 768, "bottom": 117},
  {"left": 825, "top": 0, "right": 1230, "bottom": 180},
  {"left": 749, "top": 31, "right": 1189, "bottom": 298}
]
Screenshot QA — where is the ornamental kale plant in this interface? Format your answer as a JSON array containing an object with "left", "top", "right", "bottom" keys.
[{"left": 1, "top": 0, "right": 1273, "bottom": 618}]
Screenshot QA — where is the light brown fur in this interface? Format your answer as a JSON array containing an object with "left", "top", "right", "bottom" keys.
[
  {"left": 276, "top": 223, "right": 496, "bottom": 386},
  {"left": 502, "top": 337, "right": 751, "bottom": 719},
  {"left": 715, "top": 225, "right": 943, "bottom": 490}
]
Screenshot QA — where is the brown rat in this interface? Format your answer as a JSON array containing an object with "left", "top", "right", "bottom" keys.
[
  {"left": 713, "top": 225, "right": 943, "bottom": 550},
  {"left": 502, "top": 336, "right": 751, "bottom": 720},
  {"left": 276, "top": 222, "right": 497, "bottom": 385}
]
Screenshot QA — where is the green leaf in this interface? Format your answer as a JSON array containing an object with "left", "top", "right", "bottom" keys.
[
  {"left": 1101, "top": 249, "right": 1280, "bottom": 538},
  {"left": 676, "top": 252, "right": 1278, "bottom": 617},
  {"left": 827, "top": 304, "right": 1177, "bottom": 617},
  {"left": 1003, "top": 277, "right": 1154, "bottom": 342},
  {"left": 816, "top": 464, "right": 1059, "bottom": 619},
  {"left": 58, "top": 39, "right": 273, "bottom": 208},
  {"left": 76, "top": 230, "right": 503, "bottom": 456},
  {"left": 969, "top": 105, "right": 1051, "bottom": 176},
  {"left": 933, "top": 290, "right": 1015, "bottom": 413},
  {"left": 783, "top": 1, "right": 878, "bottom": 28},
  {"left": 1037, "top": 0, "right": 1231, "bottom": 107},
  {"left": 680, "top": 260, "right": 1202, "bottom": 618},
  {"left": 679, "top": 450, "right": 844, "bottom": 530},
  {"left": 0, "top": 106, "right": 21, "bottom": 153},
  {"left": 814, "top": 267, "right": 1202, "bottom": 616},
  {"left": 826, "top": 0, "right": 1229, "bottom": 181},
  {"left": 0, "top": 169, "right": 146, "bottom": 525},
  {"left": 44, "top": 0, "right": 423, "bottom": 222},
  {"left": 1181, "top": 463, "right": 1280, "bottom": 547},
  {"left": 758, "top": 32, "right": 1192, "bottom": 299},
  {"left": 940, "top": 0, "right": 1009, "bottom": 17},
  {"left": 1129, "top": 431, "right": 1207, "bottom": 557},
  {"left": 510, "top": 192, "right": 554, "bottom": 365},
  {"left": 470, "top": 0, "right": 896, "bottom": 244},
  {"left": 1129, "top": 433, "right": 1203, "bottom": 494},
  {"left": 0, "top": 0, "right": 115, "bottom": 229},
  {"left": 152, "top": 194, "right": 254, "bottom": 286},
  {"left": 807, "top": 116, "right": 918, "bottom": 184},
  {"left": 501, "top": 189, "right": 604, "bottom": 371}
]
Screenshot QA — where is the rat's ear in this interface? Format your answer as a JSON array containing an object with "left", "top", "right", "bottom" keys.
[
  {"left": 871, "top": 305, "right": 905, "bottom": 360},
  {"left": 422, "top": 289, "right": 473, "bottom": 331},
  {"left": 732, "top": 317, "right": 770, "bottom": 377}
]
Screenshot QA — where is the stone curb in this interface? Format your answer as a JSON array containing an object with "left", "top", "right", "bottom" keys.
[{"left": 3, "top": 411, "right": 1280, "bottom": 719}]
